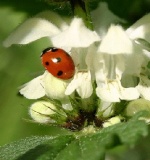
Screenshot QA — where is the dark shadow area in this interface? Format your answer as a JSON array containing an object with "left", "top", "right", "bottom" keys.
[{"left": 17, "top": 144, "right": 51, "bottom": 160}]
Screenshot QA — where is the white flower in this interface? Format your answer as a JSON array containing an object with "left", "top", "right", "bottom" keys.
[
  {"left": 126, "top": 13, "right": 150, "bottom": 101},
  {"left": 3, "top": 11, "right": 100, "bottom": 48},
  {"left": 4, "top": 9, "right": 101, "bottom": 100},
  {"left": 51, "top": 18, "right": 100, "bottom": 48},
  {"left": 92, "top": 13, "right": 150, "bottom": 102},
  {"left": 103, "top": 116, "right": 121, "bottom": 128},
  {"left": 20, "top": 71, "right": 69, "bottom": 100},
  {"left": 65, "top": 71, "right": 93, "bottom": 98},
  {"left": 93, "top": 25, "right": 143, "bottom": 102},
  {"left": 98, "top": 24, "right": 136, "bottom": 54},
  {"left": 136, "top": 75, "right": 150, "bottom": 100},
  {"left": 4, "top": 2, "right": 150, "bottom": 102},
  {"left": 126, "top": 13, "right": 150, "bottom": 43}
]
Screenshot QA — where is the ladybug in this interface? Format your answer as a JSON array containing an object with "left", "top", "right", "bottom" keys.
[{"left": 41, "top": 47, "right": 75, "bottom": 80}]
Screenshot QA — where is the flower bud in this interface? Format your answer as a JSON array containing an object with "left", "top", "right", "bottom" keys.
[
  {"left": 124, "top": 98, "right": 150, "bottom": 117},
  {"left": 43, "top": 71, "right": 69, "bottom": 99},
  {"left": 29, "top": 101, "right": 61, "bottom": 123},
  {"left": 103, "top": 116, "right": 121, "bottom": 128},
  {"left": 96, "top": 101, "right": 114, "bottom": 119}
]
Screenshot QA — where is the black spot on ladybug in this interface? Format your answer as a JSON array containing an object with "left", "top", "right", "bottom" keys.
[
  {"left": 41, "top": 47, "right": 58, "bottom": 57},
  {"left": 45, "top": 62, "right": 49, "bottom": 66},
  {"left": 57, "top": 70, "right": 63, "bottom": 76}
]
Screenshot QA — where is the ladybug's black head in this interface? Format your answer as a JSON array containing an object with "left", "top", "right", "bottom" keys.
[{"left": 40, "top": 47, "right": 58, "bottom": 57}]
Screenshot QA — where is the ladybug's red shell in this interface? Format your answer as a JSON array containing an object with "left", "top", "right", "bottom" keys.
[{"left": 41, "top": 47, "right": 75, "bottom": 80}]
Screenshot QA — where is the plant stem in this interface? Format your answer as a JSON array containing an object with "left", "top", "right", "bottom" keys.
[{"left": 70, "top": 0, "right": 93, "bottom": 30}]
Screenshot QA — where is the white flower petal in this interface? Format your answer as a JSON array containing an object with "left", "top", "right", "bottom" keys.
[
  {"left": 96, "top": 80, "right": 139, "bottom": 102},
  {"left": 94, "top": 53, "right": 125, "bottom": 85},
  {"left": 19, "top": 74, "right": 45, "bottom": 99},
  {"left": 123, "top": 51, "right": 144, "bottom": 75},
  {"left": 96, "top": 82, "right": 120, "bottom": 102},
  {"left": 71, "top": 47, "right": 89, "bottom": 70},
  {"left": 98, "top": 25, "right": 134, "bottom": 54},
  {"left": 85, "top": 44, "right": 98, "bottom": 73},
  {"left": 76, "top": 72, "right": 93, "bottom": 98},
  {"left": 98, "top": 101, "right": 113, "bottom": 117},
  {"left": 51, "top": 18, "right": 100, "bottom": 48},
  {"left": 103, "top": 116, "right": 121, "bottom": 128},
  {"left": 126, "top": 13, "right": 150, "bottom": 36},
  {"left": 127, "top": 23, "right": 150, "bottom": 43},
  {"left": 35, "top": 11, "right": 69, "bottom": 31},
  {"left": 43, "top": 71, "right": 68, "bottom": 99},
  {"left": 65, "top": 71, "right": 93, "bottom": 98},
  {"left": 62, "top": 102, "right": 73, "bottom": 111},
  {"left": 137, "top": 76, "right": 150, "bottom": 100},
  {"left": 93, "top": 53, "right": 108, "bottom": 84},
  {"left": 119, "top": 87, "right": 139, "bottom": 100},
  {"left": 3, "top": 18, "right": 61, "bottom": 47},
  {"left": 91, "top": 2, "right": 126, "bottom": 37}
]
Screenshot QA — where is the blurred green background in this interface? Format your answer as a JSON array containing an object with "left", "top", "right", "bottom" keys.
[
  {"left": 0, "top": 0, "right": 71, "bottom": 146},
  {"left": 0, "top": 0, "right": 150, "bottom": 158}
]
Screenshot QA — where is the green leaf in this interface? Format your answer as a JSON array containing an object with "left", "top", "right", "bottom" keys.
[
  {"left": 0, "top": 0, "right": 50, "bottom": 16},
  {"left": 0, "top": 0, "right": 73, "bottom": 17},
  {"left": 77, "top": 114, "right": 148, "bottom": 160},
  {"left": 0, "top": 113, "right": 148, "bottom": 160},
  {"left": 0, "top": 135, "right": 74, "bottom": 160},
  {"left": 104, "top": 0, "right": 149, "bottom": 23}
]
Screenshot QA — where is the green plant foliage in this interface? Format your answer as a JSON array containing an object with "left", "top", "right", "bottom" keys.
[
  {"left": 0, "top": 0, "right": 149, "bottom": 20},
  {"left": 0, "top": 7, "right": 70, "bottom": 146},
  {"left": 104, "top": 0, "right": 150, "bottom": 23},
  {"left": 0, "top": 113, "right": 148, "bottom": 160},
  {"left": 0, "top": 1, "right": 150, "bottom": 160}
]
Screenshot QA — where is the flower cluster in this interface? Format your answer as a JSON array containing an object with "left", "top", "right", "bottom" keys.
[{"left": 4, "top": 2, "right": 150, "bottom": 131}]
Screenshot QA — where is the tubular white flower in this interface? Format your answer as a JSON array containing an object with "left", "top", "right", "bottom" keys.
[
  {"left": 51, "top": 18, "right": 100, "bottom": 48},
  {"left": 3, "top": 12, "right": 100, "bottom": 49},
  {"left": 126, "top": 13, "right": 150, "bottom": 43},
  {"left": 65, "top": 71, "right": 93, "bottom": 99},
  {"left": 128, "top": 23, "right": 150, "bottom": 43},
  {"left": 3, "top": 18, "right": 60, "bottom": 47},
  {"left": 4, "top": 2, "right": 150, "bottom": 103},
  {"left": 3, "top": 11, "right": 69, "bottom": 47},
  {"left": 94, "top": 30, "right": 143, "bottom": 102},
  {"left": 93, "top": 22, "right": 149, "bottom": 102},
  {"left": 98, "top": 25, "right": 138, "bottom": 54}
]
